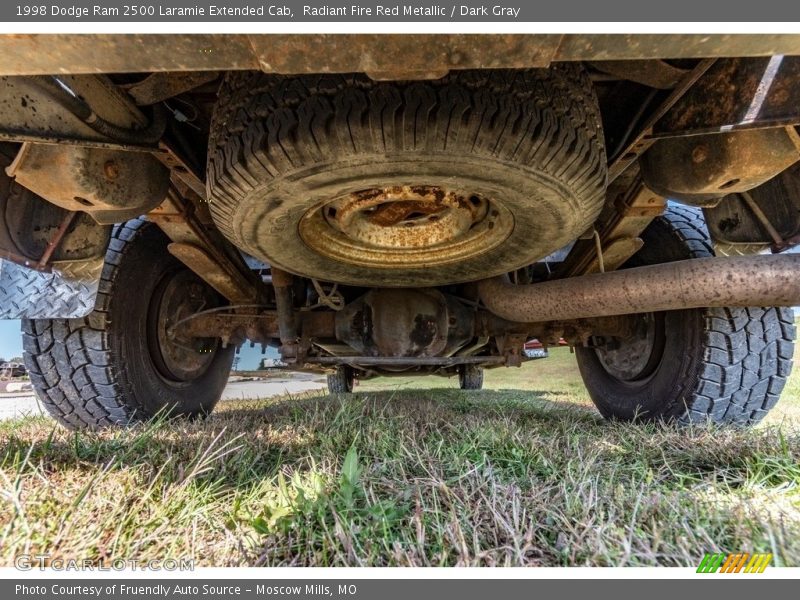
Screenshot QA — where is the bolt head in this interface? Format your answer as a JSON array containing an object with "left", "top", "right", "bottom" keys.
[
  {"left": 691, "top": 145, "right": 709, "bottom": 164},
  {"left": 103, "top": 160, "right": 120, "bottom": 180}
]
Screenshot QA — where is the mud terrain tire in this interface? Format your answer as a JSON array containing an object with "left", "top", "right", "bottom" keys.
[
  {"left": 327, "top": 366, "right": 354, "bottom": 393},
  {"left": 576, "top": 205, "right": 795, "bottom": 425},
  {"left": 458, "top": 365, "right": 484, "bottom": 390},
  {"left": 22, "top": 220, "right": 234, "bottom": 430}
]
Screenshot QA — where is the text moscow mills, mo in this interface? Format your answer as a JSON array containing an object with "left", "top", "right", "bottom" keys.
[{"left": 17, "top": 4, "right": 522, "bottom": 19}]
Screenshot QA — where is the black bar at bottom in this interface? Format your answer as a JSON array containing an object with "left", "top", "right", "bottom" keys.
[{"left": 3, "top": 579, "right": 787, "bottom": 600}]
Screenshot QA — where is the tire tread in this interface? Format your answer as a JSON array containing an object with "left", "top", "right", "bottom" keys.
[
  {"left": 660, "top": 206, "right": 795, "bottom": 425},
  {"left": 207, "top": 67, "right": 606, "bottom": 258},
  {"left": 22, "top": 221, "right": 149, "bottom": 429}
]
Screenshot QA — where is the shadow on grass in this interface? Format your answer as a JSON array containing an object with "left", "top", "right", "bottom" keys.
[
  {"left": 0, "top": 388, "right": 597, "bottom": 490},
  {"left": 2, "top": 387, "right": 794, "bottom": 486},
  {"left": 1, "top": 389, "right": 797, "bottom": 501},
  {"left": 1, "top": 387, "right": 799, "bottom": 567},
  {"left": 223, "top": 387, "right": 595, "bottom": 423}
]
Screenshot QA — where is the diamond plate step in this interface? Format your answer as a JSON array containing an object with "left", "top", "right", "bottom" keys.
[{"left": 0, "top": 258, "right": 102, "bottom": 319}]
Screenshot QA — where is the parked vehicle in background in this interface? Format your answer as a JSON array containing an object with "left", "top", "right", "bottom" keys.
[{"left": 0, "top": 362, "right": 26, "bottom": 381}]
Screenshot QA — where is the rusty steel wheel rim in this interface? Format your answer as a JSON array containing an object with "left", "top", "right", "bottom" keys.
[
  {"left": 594, "top": 312, "right": 666, "bottom": 383},
  {"left": 147, "top": 270, "right": 218, "bottom": 382},
  {"left": 298, "top": 186, "right": 514, "bottom": 269}
]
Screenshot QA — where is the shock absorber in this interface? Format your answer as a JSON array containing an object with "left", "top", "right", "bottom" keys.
[{"left": 270, "top": 267, "right": 299, "bottom": 360}]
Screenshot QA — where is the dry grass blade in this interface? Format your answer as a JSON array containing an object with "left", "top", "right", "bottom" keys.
[{"left": 0, "top": 348, "right": 798, "bottom": 567}]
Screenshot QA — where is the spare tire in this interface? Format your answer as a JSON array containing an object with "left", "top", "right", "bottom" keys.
[{"left": 207, "top": 67, "right": 606, "bottom": 287}]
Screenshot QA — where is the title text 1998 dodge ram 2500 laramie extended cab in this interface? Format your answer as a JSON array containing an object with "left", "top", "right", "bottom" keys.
[{"left": 0, "top": 34, "right": 798, "bottom": 429}]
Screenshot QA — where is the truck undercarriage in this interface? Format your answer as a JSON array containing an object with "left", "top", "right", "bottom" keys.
[{"left": 0, "top": 34, "right": 798, "bottom": 429}]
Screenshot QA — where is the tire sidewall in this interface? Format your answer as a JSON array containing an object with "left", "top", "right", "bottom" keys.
[
  {"left": 459, "top": 364, "right": 484, "bottom": 390},
  {"left": 575, "top": 208, "right": 711, "bottom": 422},
  {"left": 233, "top": 154, "right": 586, "bottom": 286},
  {"left": 108, "top": 225, "right": 234, "bottom": 418},
  {"left": 575, "top": 309, "right": 704, "bottom": 420},
  {"left": 210, "top": 69, "right": 606, "bottom": 287}
]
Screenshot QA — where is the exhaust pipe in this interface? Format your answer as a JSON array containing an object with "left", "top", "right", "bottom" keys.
[{"left": 477, "top": 254, "right": 800, "bottom": 323}]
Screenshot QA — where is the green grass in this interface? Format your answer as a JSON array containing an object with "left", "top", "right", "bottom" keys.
[{"left": 0, "top": 348, "right": 798, "bottom": 567}]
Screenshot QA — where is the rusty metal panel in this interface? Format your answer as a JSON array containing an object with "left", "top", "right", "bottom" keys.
[
  {"left": 705, "top": 162, "right": 800, "bottom": 252},
  {"left": 0, "top": 74, "right": 159, "bottom": 149},
  {"left": 0, "top": 75, "right": 110, "bottom": 145},
  {"left": 640, "top": 128, "right": 800, "bottom": 204},
  {"left": 0, "top": 34, "right": 258, "bottom": 76},
  {"left": 124, "top": 71, "right": 219, "bottom": 105},
  {"left": 3, "top": 34, "right": 800, "bottom": 78},
  {"left": 589, "top": 59, "right": 690, "bottom": 89},
  {"left": 248, "top": 34, "right": 561, "bottom": 78},
  {"left": 654, "top": 57, "right": 800, "bottom": 136},
  {"left": 167, "top": 242, "right": 256, "bottom": 304},
  {"left": 556, "top": 34, "right": 800, "bottom": 62},
  {"left": 8, "top": 143, "right": 171, "bottom": 224},
  {"left": 607, "top": 59, "right": 717, "bottom": 183}
]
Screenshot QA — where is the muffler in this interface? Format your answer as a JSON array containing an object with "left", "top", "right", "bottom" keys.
[{"left": 477, "top": 254, "right": 800, "bottom": 323}]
